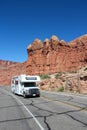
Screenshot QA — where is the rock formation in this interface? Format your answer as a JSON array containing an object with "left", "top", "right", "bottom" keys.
[
  {"left": 0, "top": 34, "right": 87, "bottom": 94},
  {"left": 38, "top": 68, "right": 87, "bottom": 94},
  {"left": 0, "top": 60, "right": 26, "bottom": 85},
  {"left": 26, "top": 34, "right": 87, "bottom": 75}
]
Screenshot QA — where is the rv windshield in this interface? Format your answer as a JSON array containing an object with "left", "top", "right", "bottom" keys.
[{"left": 23, "top": 82, "right": 36, "bottom": 87}]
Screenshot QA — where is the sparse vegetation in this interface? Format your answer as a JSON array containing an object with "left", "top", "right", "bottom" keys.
[
  {"left": 84, "top": 67, "right": 87, "bottom": 71},
  {"left": 55, "top": 72, "right": 62, "bottom": 79},
  {"left": 58, "top": 86, "right": 64, "bottom": 92},
  {"left": 40, "top": 74, "right": 51, "bottom": 79},
  {"left": 70, "top": 71, "right": 77, "bottom": 73}
]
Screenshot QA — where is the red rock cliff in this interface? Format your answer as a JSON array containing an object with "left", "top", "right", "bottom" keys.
[
  {"left": 26, "top": 35, "right": 87, "bottom": 75},
  {"left": 0, "top": 60, "right": 26, "bottom": 85}
]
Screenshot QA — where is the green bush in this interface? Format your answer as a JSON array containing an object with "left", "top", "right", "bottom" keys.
[
  {"left": 55, "top": 72, "right": 62, "bottom": 79},
  {"left": 40, "top": 74, "right": 51, "bottom": 79},
  {"left": 84, "top": 68, "right": 87, "bottom": 71},
  {"left": 58, "top": 86, "right": 64, "bottom": 92}
]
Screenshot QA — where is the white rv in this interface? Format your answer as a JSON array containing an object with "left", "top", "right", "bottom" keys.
[{"left": 11, "top": 75, "right": 40, "bottom": 98}]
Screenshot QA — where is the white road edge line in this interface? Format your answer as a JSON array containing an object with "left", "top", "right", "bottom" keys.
[{"left": 0, "top": 88, "right": 45, "bottom": 130}]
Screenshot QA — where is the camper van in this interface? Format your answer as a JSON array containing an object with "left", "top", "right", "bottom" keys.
[{"left": 11, "top": 75, "right": 40, "bottom": 98}]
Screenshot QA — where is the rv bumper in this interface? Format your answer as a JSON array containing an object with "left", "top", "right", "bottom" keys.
[
  {"left": 24, "top": 89, "right": 40, "bottom": 97},
  {"left": 29, "top": 89, "right": 40, "bottom": 97}
]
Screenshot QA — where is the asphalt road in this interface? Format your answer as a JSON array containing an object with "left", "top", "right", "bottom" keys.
[{"left": 0, "top": 86, "right": 87, "bottom": 130}]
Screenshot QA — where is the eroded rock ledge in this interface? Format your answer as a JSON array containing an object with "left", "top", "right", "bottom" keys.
[{"left": 26, "top": 35, "right": 87, "bottom": 75}]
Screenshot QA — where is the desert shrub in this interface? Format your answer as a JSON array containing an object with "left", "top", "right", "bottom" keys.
[
  {"left": 55, "top": 72, "right": 62, "bottom": 79},
  {"left": 58, "top": 86, "right": 64, "bottom": 92},
  {"left": 70, "top": 71, "right": 77, "bottom": 73},
  {"left": 84, "top": 68, "right": 87, "bottom": 71},
  {"left": 40, "top": 74, "right": 51, "bottom": 79}
]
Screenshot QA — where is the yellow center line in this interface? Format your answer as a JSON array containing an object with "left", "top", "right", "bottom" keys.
[{"left": 41, "top": 96, "right": 87, "bottom": 112}]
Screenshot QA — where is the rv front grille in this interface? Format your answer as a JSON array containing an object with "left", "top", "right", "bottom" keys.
[{"left": 29, "top": 89, "right": 39, "bottom": 94}]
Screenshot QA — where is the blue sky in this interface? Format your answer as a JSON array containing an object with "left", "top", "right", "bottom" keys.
[{"left": 0, "top": 0, "right": 87, "bottom": 62}]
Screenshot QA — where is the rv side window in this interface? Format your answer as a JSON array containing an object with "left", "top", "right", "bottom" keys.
[
  {"left": 15, "top": 80, "right": 18, "bottom": 85},
  {"left": 24, "top": 82, "right": 36, "bottom": 87}
]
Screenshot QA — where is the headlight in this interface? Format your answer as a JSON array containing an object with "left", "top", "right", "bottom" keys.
[{"left": 25, "top": 90, "right": 29, "bottom": 94}]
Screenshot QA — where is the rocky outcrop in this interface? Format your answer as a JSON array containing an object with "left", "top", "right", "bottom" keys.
[
  {"left": 38, "top": 67, "right": 87, "bottom": 94},
  {"left": 26, "top": 34, "right": 87, "bottom": 75},
  {"left": 0, "top": 60, "right": 26, "bottom": 85}
]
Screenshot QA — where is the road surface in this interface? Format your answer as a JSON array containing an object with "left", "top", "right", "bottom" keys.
[{"left": 0, "top": 86, "right": 87, "bottom": 130}]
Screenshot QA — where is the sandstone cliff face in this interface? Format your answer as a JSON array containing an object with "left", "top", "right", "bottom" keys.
[
  {"left": 0, "top": 60, "right": 26, "bottom": 85},
  {"left": 26, "top": 35, "right": 87, "bottom": 75}
]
